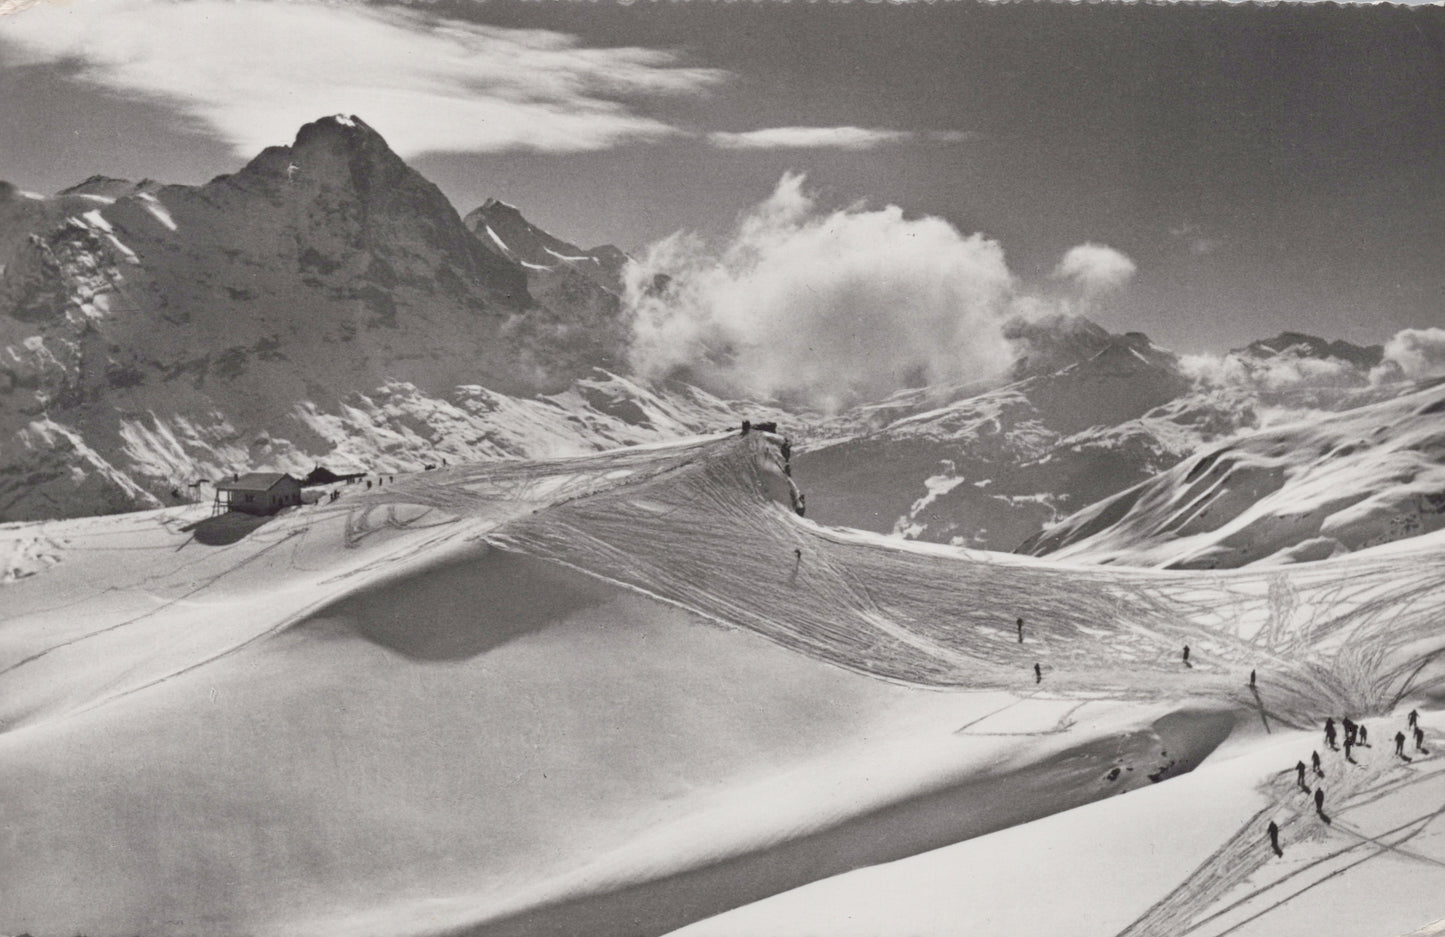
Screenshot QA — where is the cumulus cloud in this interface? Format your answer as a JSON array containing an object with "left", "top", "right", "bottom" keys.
[
  {"left": 1180, "top": 327, "right": 1445, "bottom": 395},
  {"left": 1372, "top": 328, "right": 1445, "bottom": 383},
  {"left": 623, "top": 173, "right": 1020, "bottom": 412},
  {"left": 706, "top": 126, "right": 978, "bottom": 150},
  {"left": 1052, "top": 243, "right": 1137, "bottom": 295},
  {"left": 1180, "top": 352, "right": 1362, "bottom": 392},
  {"left": 0, "top": 0, "right": 727, "bottom": 157}
]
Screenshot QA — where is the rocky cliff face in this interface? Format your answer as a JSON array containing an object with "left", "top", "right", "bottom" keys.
[
  {"left": 464, "top": 198, "right": 632, "bottom": 377},
  {"left": 0, "top": 116, "right": 686, "bottom": 521}
]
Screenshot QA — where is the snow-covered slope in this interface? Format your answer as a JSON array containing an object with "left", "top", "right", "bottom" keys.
[
  {"left": 1021, "top": 379, "right": 1445, "bottom": 568},
  {"left": 5, "top": 432, "right": 1445, "bottom": 936},
  {"left": 798, "top": 323, "right": 1414, "bottom": 553},
  {"left": 672, "top": 716, "right": 1445, "bottom": 937}
]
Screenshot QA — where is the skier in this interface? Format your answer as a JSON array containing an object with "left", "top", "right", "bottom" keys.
[
  {"left": 1034, "top": 662, "right": 1042, "bottom": 684},
  {"left": 1250, "top": 669, "right": 1257, "bottom": 689},
  {"left": 1396, "top": 731, "right": 1407, "bottom": 758},
  {"left": 1343, "top": 717, "right": 1356, "bottom": 746},
  {"left": 1017, "top": 617, "right": 1024, "bottom": 643},
  {"left": 1409, "top": 709, "right": 1420, "bottom": 730},
  {"left": 1343, "top": 736, "right": 1353, "bottom": 762},
  {"left": 1295, "top": 760, "right": 1308, "bottom": 790},
  {"left": 1325, "top": 717, "right": 1337, "bottom": 750},
  {"left": 1312, "top": 750, "right": 1324, "bottom": 777},
  {"left": 1182, "top": 645, "right": 1191, "bottom": 666},
  {"left": 1268, "top": 820, "right": 1282, "bottom": 857},
  {"left": 1415, "top": 726, "right": 1427, "bottom": 753},
  {"left": 1359, "top": 723, "right": 1369, "bottom": 746},
  {"left": 1314, "top": 787, "right": 1325, "bottom": 816}
]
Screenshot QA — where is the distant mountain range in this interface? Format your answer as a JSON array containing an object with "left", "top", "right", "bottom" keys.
[
  {"left": 0, "top": 116, "right": 767, "bottom": 520},
  {"left": 1017, "top": 379, "right": 1445, "bottom": 568},
  {"left": 1, "top": 114, "right": 1435, "bottom": 567},
  {"left": 797, "top": 324, "right": 1409, "bottom": 555}
]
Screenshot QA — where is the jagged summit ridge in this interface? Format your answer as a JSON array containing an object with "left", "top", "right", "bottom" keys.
[
  {"left": 0, "top": 114, "right": 656, "bottom": 521},
  {"left": 464, "top": 198, "right": 628, "bottom": 290},
  {"left": 1235, "top": 331, "right": 1385, "bottom": 369}
]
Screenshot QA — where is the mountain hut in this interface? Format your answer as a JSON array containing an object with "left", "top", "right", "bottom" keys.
[{"left": 214, "top": 472, "right": 303, "bottom": 516}]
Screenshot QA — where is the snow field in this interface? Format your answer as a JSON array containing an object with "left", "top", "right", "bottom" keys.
[{"left": 3, "top": 432, "right": 1445, "bottom": 936}]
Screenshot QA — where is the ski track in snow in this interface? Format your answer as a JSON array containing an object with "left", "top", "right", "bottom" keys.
[
  {"left": 6, "top": 433, "right": 1445, "bottom": 934},
  {"left": 1121, "top": 737, "right": 1445, "bottom": 937},
  {"left": 460, "top": 438, "right": 1445, "bottom": 724}
]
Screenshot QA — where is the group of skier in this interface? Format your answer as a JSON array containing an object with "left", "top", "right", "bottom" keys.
[
  {"left": 1001, "top": 620, "right": 1434, "bottom": 866},
  {"left": 1272, "top": 708, "right": 1430, "bottom": 858}
]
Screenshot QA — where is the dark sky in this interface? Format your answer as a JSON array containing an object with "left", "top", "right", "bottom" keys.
[{"left": 2, "top": 0, "right": 1443, "bottom": 353}]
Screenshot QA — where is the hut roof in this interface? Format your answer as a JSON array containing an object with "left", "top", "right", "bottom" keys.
[{"left": 216, "top": 472, "right": 296, "bottom": 493}]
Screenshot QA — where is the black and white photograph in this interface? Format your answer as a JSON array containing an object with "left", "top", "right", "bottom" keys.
[{"left": 3, "top": 0, "right": 1445, "bottom": 934}]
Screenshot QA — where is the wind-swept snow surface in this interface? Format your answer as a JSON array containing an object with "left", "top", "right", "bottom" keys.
[
  {"left": 1023, "top": 380, "right": 1445, "bottom": 568},
  {"left": 4, "top": 434, "right": 1445, "bottom": 936}
]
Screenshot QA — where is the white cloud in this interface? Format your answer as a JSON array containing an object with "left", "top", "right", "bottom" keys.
[
  {"left": 623, "top": 173, "right": 1018, "bottom": 412},
  {"left": 1372, "top": 327, "right": 1445, "bottom": 383},
  {"left": 706, "top": 126, "right": 973, "bottom": 151},
  {"left": 708, "top": 127, "right": 911, "bottom": 150},
  {"left": 0, "top": 0, "right": 727, "bottom": 157},
  {"left": 1052, "top": 242, "right": 1137, "bottom": 295},
  {"left": 1180, "top": 326, "right": 1445, "bottom": 396},
  {"left": 1180, "top": 351, "right": 1361, "bottom": 392}
]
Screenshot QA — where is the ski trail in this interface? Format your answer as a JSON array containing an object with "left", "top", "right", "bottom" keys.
[
  {"left": 1119, "top": 736, "right": 1445, "bottom": 937},
  {"left": 0, "top": 528, "right": 307, "bottom": 678}
]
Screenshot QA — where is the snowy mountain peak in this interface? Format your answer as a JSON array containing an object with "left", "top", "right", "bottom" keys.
[
  {"left": 285, "top": 113, "right": 396, "bottom": 173},
  {"left": 480, "top": 196, "right": 522, "bottom": 216},
  {"left": 219, "top": 113, "right": 416, "bottom": 199},
  {"left": 464, "top": 198, "right": 629, "bottom": 295},
  {"left": 56, "top": 175, "right": 138, "bottom": 200},
  {"left": 1234, "top": 331, "right": 1384, "bottom": 369},
  {"left": 0, "top": 115, "right": 661, "bottom": 519},
  {"left": 1002, "top": 313, "right": 1113, "bottom": 378},
  {"left": 299, "top": 112, "right": 374, "bottom": 141}
]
